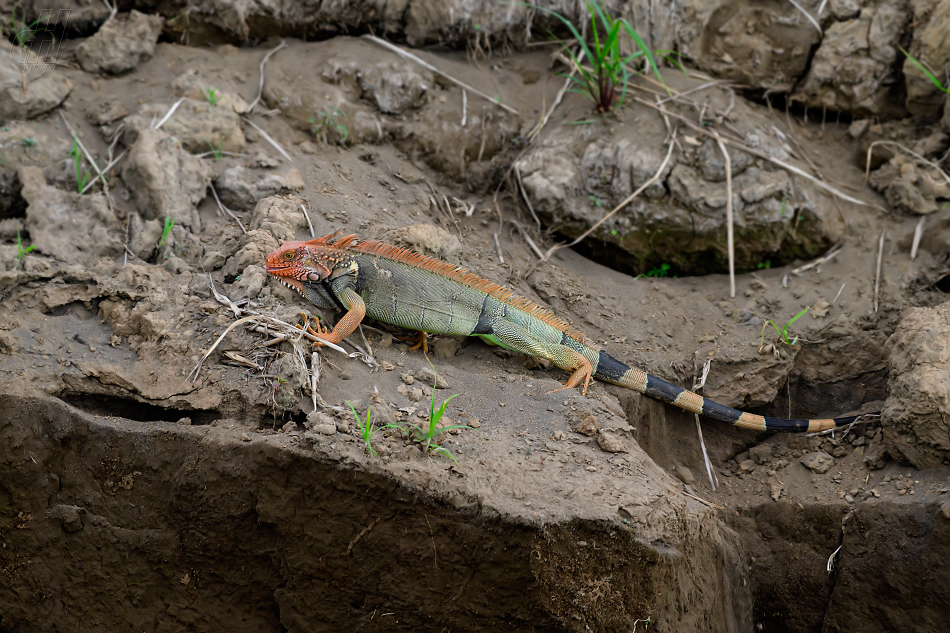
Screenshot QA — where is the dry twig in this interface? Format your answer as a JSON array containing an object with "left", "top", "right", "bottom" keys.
[
  {"left": 874, "top": 229, "right": 885, "bottom": 313},
  {"left": 248, "top": 39, "right": 287, "bottom": 114},
  {"left": 363, "top": 35, "right": 519, "bottom": 116}
]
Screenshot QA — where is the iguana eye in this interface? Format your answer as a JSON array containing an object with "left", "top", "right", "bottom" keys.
[{"left": 283, "top": 250, "right": 295, "bottom": 260}]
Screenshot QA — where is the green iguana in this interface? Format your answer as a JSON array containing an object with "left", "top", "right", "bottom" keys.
[{"left": 265, "top": 232, "right": 874, "bottom": 433}]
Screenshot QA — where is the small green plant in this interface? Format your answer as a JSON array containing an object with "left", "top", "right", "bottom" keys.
[
  {"left": 588, "top": 194, "right": 603, "bottom": 207},
  {"left": 756, "top": 259, "right": 771, "bottom": 270},
  {"left": 15, "top": 230, "right": 35, "bottom": 264},
  {"left": 156, "top": 216, "right": 175, "bottom": 249},
  {"left": 309, "top": 107, "right": 348, "bottom": 145},
  {"left": 529, "top": 0, "right": 678, "bottom": 113},
  {"left": 205, "top": 139, "right": 223, "bottom": 162},
  {"left": 201, "top": 86, "right": 220, "bottom": 106},
  {"left": 21, "top": 137, "right": 36, "bottom": 147},
  {"left": 347, "top": 402, "right": 404, "bottom": 457},
  {"left": 404, "top": 370, "right": 478, "bottom": 463},
  {"left": 5, "top": 2, "right": 51, "bottom": 48},
  {"left": 759, "top": 307, "right": 809, "bottom": 353},
  {"left": 69, "top": 134, "right": 92, "bottom": 193},
  {"left": 900, "top": 47, "right": 950, "bottom": 94},
  {"left": 644, "top": 262, "right": 671, "bottom": 278}
]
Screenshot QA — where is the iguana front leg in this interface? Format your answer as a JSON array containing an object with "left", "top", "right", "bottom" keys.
[
  {"left": 311, "top": 287, "right": 366, "bottom": 345},
  {"left": 490, "top": 320, "right": 594, "bottom": 395}
]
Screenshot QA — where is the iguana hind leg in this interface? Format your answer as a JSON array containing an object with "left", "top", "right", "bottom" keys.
[
  {"left": 490, "top": 321, "right": 594, "bottom": 395},
  {"left": 398, "top": 331, "right": 429, "bottom": 354}
]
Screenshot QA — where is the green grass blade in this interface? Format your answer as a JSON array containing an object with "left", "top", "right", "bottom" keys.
[{"left": 899, "top": 46, "right": 950, "bottom": 93}]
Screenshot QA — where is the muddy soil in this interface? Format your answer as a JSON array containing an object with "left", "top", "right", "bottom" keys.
[{"left": 1, "top": 2, "right": 950, "bottom": 632}]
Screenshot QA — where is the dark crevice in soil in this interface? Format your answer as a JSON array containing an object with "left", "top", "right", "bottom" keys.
[
  {"left": 750, "top": 370, "right": 888, "bottom": 422},
  {"left": 59, "top": 393, "right": 219, "bottom": 425}
]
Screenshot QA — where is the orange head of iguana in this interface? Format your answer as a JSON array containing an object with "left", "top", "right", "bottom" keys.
[{"left": 264, "top": 233, "right": 358, "bottom": 304}]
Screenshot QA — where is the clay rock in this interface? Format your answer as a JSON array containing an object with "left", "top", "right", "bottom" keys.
[
  {"left": 385, "top": 224, "right": 460, "bottom": 261},
  {"left": 690, "top": 0, "right": 819, "bottom": 93},
  {"left": 48, "top": 504, "right": 85, "bottom": 533},
  {"left": 882, "top": 302, "right": 950, "bottom": 468},
  {"left": 749, "top": 444, "right": 772, "bottom": 465},
  {"left": 904, "top": 0, "right": 950, "bottom": 117},
  {"left": 222, "top": 229, "right": 279, "bottom": 279},
  {"left": 793, "top": 1, "right": 908, "bottom": 116},
  {"left": 515, "top": 94, "right": 843, "bottom": 273},
  {"left": 125, "top": 99, "right": 246, "bottom": 153},
  {"left": 800, "top": 451, "right": 834, "bottom": 474},
  {"left": 76, "top": 10, "right": 163, "bottom": 74},
  {"left": 869, "top": 154, "right": 950, "bottom": 215},
  {"left": 674, "top": 465, "right": 696, "bottom": 486},
  {"left": 575, "top": 416, "right": 598, "bottom": 436},
  {"left": 359, "top": 62, "right": 431, "bottom": 114},
  {"left": 248, "top": 197, "right": 309, "bottom": 243},
  {"left": 415, "top": 366, "right": 450, "bottom": 389},
  {"left": 20, "top": 166, "right": 122, "bottom": 265},
  {"left": 216, "top": 166, "right": 304, "bottom": 210},
  {"left": 0, "top": 48, "right": 72, "bottom": 121},
  {"left": 121, "top": 129, "right": 212, "bottom": 228},
  {"left": 597, "top": 431, "right": 626, "bottom": 453}
]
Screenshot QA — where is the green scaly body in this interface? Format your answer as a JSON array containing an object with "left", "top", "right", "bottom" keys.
[{"left": 265, "top": 233, "right": 876, "bottom": 433}]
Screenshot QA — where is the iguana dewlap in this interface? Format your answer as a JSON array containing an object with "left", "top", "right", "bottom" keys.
[{"left": 265, "top": 232, "right": 868, "bottom": 433}]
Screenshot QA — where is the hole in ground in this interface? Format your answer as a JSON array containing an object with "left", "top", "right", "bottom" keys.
[
  {"left": 748, "top": 369, "right": 887, "bottom": 422},
  {"left": 61, "top": 394, "right": 219, "bottom": 425}
]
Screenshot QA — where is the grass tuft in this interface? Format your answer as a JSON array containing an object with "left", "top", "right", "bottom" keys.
[{"left": 528, "top": 0, "right": 679, "bottom": 113}]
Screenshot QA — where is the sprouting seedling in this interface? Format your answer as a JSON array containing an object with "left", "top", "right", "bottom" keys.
[
  {"left": 643, "top": 263, "right": 671, "bottom": 278},
  {"left": 347, "top": 401, "right": 404, "bottom": 457},
  {"left": 156, "top": 216, "right": 175, "bottom": 249},
  {"left": 404, "top": 367, "right": 480, "bottom": 463},
  {"left": 201, "top": 86, "right": 220, "bottom": 105},
  {"left": 759, "top": 307, "right": 809, "bottom": 353},
  {"left": 899, "top": 47, "right": 950, "bottom": 94},
  {"left": 21, "top": 137, "right": 36, "bottom": 147},
  {"left": 204, "top": 139, "right": 222, "bottom": 162},
  {"left": 16, "top": 230, "right": 36, "bottom": 264},
  {"left": 70, "top": 134, "right": 92, "bottom": 194},
  {"left": 309, "top": 107, "right": 349, "bottom": 145}
]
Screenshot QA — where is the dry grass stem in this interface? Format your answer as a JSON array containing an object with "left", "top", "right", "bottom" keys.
[
  {"left": 243, "top": 118, "right": 292, "bottom": 162},
  {"left": 715, "top": 137, "right": 736, "bottom": 298},
  {"left": 510, "top": 220, "right": 545, "bottom": 260},
  {"left": 787, "top": 0, "right": 823, "bottom": 33},
  {"left": 681, "top": 490, "right": 725, "bottom": 510},
  {"left": 692, "top": 358, "right": 717, "bottom": 491},
  {"left": 59, "top": 112, "right": 103, "bottom": 183},
  {"left": 791, "top": 243, "right": 842, "bottom": 275},
  {"left": 527, "top": 48, "right": 585, "bottom": 142},
  {"left": 151, "top": 98, "right": 186, "bottom": 130},
  {"left": 209, "top": 183, "right": 247, "bottom": 234},
  {"left": 363, "top": 35, "right": 519, "bottom": 116},
  {"left": 248, "top": 39, "right": 287, "bottom": 114},
  {"left": 295, "top": 199, "right": 315, "bottom": 238},
  {"left": 910, "top": 216, "right": 925, "bottom": 260},
  {"left": 461, "top": 89, "right": 467, "bottom": 127},
  {"left": 493, "top": 232, "right": 505, "bottom": 264},
  {"left": 514, "top": 166, "right": 541, "bottom": 229},
  {"left": 832, "top": 283, "right": 846, "bottom": 305},
  {"left": 874, "top": 229, "right": 885, "bottom": 313}
]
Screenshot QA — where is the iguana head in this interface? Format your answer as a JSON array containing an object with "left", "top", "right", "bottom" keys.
[
  {"left": 265, "top": 233, "right": 359, "bottom": 308},
  {"left": 264, "top": 239, "right": 333, "bottom": 296}
]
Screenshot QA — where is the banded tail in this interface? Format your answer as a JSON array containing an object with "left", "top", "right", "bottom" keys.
[{"left": 592, "top": 350, "right": 876, "bottom": 432}]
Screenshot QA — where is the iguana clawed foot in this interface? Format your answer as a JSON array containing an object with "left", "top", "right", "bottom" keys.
[
  {"left": 546, "top": 365, "right": 593, "bottom": 396},
  {"left": 398, "top": 331, "right": 429, "bottom": 354},
  {"left": 296, "top": 312, "right": 331, "bottom": 347}
]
